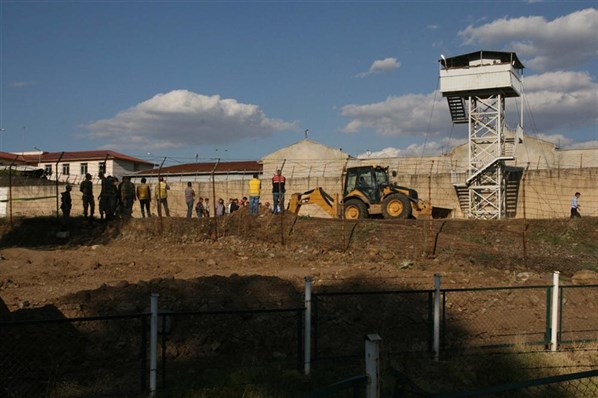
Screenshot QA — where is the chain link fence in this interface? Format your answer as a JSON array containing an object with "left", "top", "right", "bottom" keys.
[
  {"left": 440, "top": 286, "right": 551, "bottom": 351},
  {"left": 392, "top": 368, "right": 598, "bottom": 397},
  {"left": 560, "top": 285, "right": 598, "bottom": 345},
  {"left": 0, "top": 314, "right": 147, "bottom": 398},
  {"left": 2, "top": 280, "right": 597, "bottom": 396}
]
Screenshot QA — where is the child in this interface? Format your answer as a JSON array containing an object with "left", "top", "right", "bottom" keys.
[
  {"left": 60, "top": 185, "right": 72, "bottom": 218},
  {"left": 195, "top": 197, "right": 205, "bottom": 219}
]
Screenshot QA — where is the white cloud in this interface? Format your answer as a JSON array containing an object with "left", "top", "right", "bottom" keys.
[
  {"left": 458, "top": 8, "right": 598, "bottom": 71},
  {"left": 521, "top": 71, "right": 598, "bottom": 132},
  {"left": 532, "top": 133, "right": 573, "bottom": 147},
  {"left": 84, "top": 90, "right": 297, "bottom": 150},
  {"left": 341, "top": 92, "right": 451, "bottom": 136},
  {"left": 341, "top": 71, "right": 597, "bottom": 147},
  {"left": 356, "top": 57, "right": 400, "bottom": 78},
  {"left": 566, "top": 140, "right": 598, "bottom": 149},
  {"left": 9, "top": 81, "right": 35, "bottom": 88},
  {"left": 357, "top": 137, "right": 467, "bottom": 159}
]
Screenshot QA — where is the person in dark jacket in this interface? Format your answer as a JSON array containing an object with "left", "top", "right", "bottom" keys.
[{"left": 60, "top": 185, "right": 72, "bottom": 218}]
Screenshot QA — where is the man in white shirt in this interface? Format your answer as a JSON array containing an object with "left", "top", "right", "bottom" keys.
[{"left": 570, "top": 192, "right": 581, "bottom": 218}]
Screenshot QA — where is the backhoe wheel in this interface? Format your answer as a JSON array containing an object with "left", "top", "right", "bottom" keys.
[
  {"left": 382, "top": 193, "right": 412, "bottom": 219},
  {"left": 344, "top": 199, "right": 367, "bottom": 220}
]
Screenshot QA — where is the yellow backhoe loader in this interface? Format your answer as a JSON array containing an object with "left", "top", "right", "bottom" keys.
[{"left": 289, "top": 165, "right": 432, "bottom": 219}]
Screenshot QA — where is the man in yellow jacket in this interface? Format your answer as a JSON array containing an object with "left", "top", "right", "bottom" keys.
[
  {"left": 248, "top": 173, "right": 261, "bottom": 216},
  {"left": 155, "top": 177, "right": 170, "bottom": 217}
]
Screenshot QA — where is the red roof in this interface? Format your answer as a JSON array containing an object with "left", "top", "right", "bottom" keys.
[
  {"left": 20, "top": 150, "right": 153, "bottom": 165},
  {"left": 137, "top": 161, "right": 262, "bottom": 176},
  {"left": 0, "top": 152, "right": 28, "bottom": 164}
]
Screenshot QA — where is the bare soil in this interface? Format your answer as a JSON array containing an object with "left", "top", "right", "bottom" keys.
[
  {"left": 1, "top": 213, "right": 597, "bottom": 314},
  {"left": 1, "top": 213, "right": 598, "bottom": 396}
]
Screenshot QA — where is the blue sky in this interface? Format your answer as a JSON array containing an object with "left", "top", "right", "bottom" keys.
[{"left": 1, "top": 1, "right": 597, "bottom": 164}]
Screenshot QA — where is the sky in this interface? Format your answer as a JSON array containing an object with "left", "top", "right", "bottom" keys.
[{"left": 1, "top": 1, "right": 597, "bottom": 165}]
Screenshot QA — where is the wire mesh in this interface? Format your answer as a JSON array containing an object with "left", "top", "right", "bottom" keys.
[
  {"left": 157, "top": 308, "right": 304, "bottom": 390},
  {"left": 441, "top": 287, "right": 549, "bottom": 350},
  {"left": 313, "top": 290, "right": 433, "bottom": 359},
  {"left": 0, "top": 315, "right": 147, "bottom": 398},
  {"left": 560, "top": 285, "right": 598, "bottom": 344},
  {"left": 1, "top": 161, "right": 597, "bottom": 220}
]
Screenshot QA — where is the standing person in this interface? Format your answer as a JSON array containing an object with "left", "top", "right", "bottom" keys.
[
  {"left": 79, "top": 173, "right": 95, "bottom": 219},
  {"left": 571, "top": 192, "right": 581, "bottom": 218},
  {"left": 248, "top": 173, "right": 261, "bottom": 216},
  {"left": 204, "top": 198, "right": 210, "bottom": 218},
  {"left": 98, "top": 171, "right": 106, "bottom": 220},
  {"left": 155, "top": 177, "right": 170, "bottom": 217},
  {"left": 114, "top": 177, "right": 122, "bottom": 216},
  {"left": 120, "top": 176, "right": 136, "bottom": 219},
  {"left": 184, "top": 182, "right": 195, "bottom": 219},
  {"left": 272, "top": 169, "right": 286, "bottom": 214},
  {"left": 60, "top": 185, "right": 72, "bottom": 218},
  {"left": 230, "top": 198, "right": 239, "bottom": 213},
  {"left": 136, "top": 177, "right": 152, "bottom": 218},
  {"left": 195, "top": 197, "right": 205, "bottom": 219},
  {"left": 102, "top": 175, "right": 116, "bottom": 220},
  {"left": 216, "top": 198, "right": 225, "bottom": 217}
]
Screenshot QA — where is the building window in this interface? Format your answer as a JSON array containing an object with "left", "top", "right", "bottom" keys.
[
  {"left": 62, "top": 164, "right": 70, "bottom": 176},
  {"left": 99, "top": 162, "right": 106, "bottom": 174},
  {"left": 44, "top": 164, "right": 52, "bottom": 176},
  {"left": 80, "top": 163, "right": 88, "bottom": 175}
]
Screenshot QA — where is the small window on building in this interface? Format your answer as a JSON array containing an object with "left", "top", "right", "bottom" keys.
[
  {"left": 80, "top": 163, "right": 88, "bottom": 175},
  {"left": 62, "top": 164, "right": 70, "bottom": 176},
  {"left": 99, "top": 162, "right": 106, "bottom": 174},
  {"left": 44, "top": 164, "right": 52, "bottom": 176}
]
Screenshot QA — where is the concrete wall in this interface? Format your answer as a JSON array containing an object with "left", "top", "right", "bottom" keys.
[
  {"left": 3, "top": 167, "right": 596, "bottom": 220},
  {"left": 362, "top": 136, "right": 598, "bottom": 175}
]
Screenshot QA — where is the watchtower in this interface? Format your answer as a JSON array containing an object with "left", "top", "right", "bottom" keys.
[{"left": 439, "top": 50, "right": 524, "bottom": 219}]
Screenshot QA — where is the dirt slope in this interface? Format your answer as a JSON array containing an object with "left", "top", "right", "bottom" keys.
[{"left": 1, "top": 213, "right": 597, "bottom": 315}]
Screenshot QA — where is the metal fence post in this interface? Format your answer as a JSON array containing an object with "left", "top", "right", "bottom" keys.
[
  {"left": 304, "top": 276, "right": 312, "bottom": 375},
  {"left": 550, "top": 271, "right": 560, "bottom": 351},
  {"left": 150, "top": 293, "right": 159, "bottom": 395},
  {"left": 365, "top": 334, "right": 382, "bottom": 398},
  {"left": 433, "top": 274, "right": 441, "bottom": 361}
]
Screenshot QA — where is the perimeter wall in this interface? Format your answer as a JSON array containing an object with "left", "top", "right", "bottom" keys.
[{"left": 2, "top": 167, "right": 596, "bottom": 220}]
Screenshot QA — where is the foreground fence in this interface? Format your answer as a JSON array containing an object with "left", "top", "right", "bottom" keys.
[
  {"left": 311, "top": 278, "right": 598, "bottom": 363},
  {"left": 393, "top": 368, "right": 598, "bottom": 397},
  {"left": 0, "top": 313, "right": 148, "bottom": 397},
  {"left": 1, "top": 275, "right": 597, "bottom": 397}
]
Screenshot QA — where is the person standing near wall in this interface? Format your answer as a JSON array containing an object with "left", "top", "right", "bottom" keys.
[
  {"left": 155, "top": 177, "right": 170, "bottom": 217},
  {"left": 102, "top": 175, "right": 116, "bottom": 220},
  {"left": 248, "top": 173, "right": 261, "bottom": 216},
  {"left": 184, "top": 182, "right": 195, "bottom": 219},
  {"left": 79, "top": 173, "right": 95, "bottom": 220},
  {"left": 571, "top": 192, "right": 581, "bottom": 218},
  {"left": 120, "top": 176, "right": 136, "bottom": 219},
  {"left": 60, "top": 185, "right": 72, "bottom": 218},
  {"left": 272, "top": 169, "right": 286, "bottom": 214},
  {"left": 136, "top": 177, "right": 152, "bottom": 218}
]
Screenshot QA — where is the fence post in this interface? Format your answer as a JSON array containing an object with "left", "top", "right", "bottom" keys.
[
  {"left": 550, "top": 271, "right": 560, "bottom": 352},
  {"left": 433, "top": 274, "right": 441, "bottom": 361},
  {"left": 150, "top": 293, "right": 159, "bottom": 395},
  {"left": 304, "top": 276, "right": 312, "bottom": 375},
  {"left": 365, "top": 334, "right": 382, "bottom": 398}
]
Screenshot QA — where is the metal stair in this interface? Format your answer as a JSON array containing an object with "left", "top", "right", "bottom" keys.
[
  {"left": 447, "top": 97, "right": 468, "bottom": 124},
  {"left": 454, "top": 169, "right": 523, "bottom": 218}
]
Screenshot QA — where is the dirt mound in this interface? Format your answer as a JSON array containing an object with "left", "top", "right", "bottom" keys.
[{"left": 1, "top": 214, "right": 596, "bottom": 315}]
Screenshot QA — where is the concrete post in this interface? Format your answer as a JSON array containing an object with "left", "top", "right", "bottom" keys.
[
  {"left": 304, "top": 276, "right": 312, "bottom": 375},
  {"left": 150, "top": 293, "right": 159, "bottom": 395},
  {"left": 433, "top": 274, "right": 441, "bottom": 361},
  {"left": 365, "top": 334, "right": 382, "bottom": 398},
  {"left": 550, "top": 271, "right": 560, "bottom": 352}
]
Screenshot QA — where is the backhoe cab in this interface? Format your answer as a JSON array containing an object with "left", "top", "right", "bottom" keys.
[{"left": 289, "top": 165, "right": 431, "bottom": 220}]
